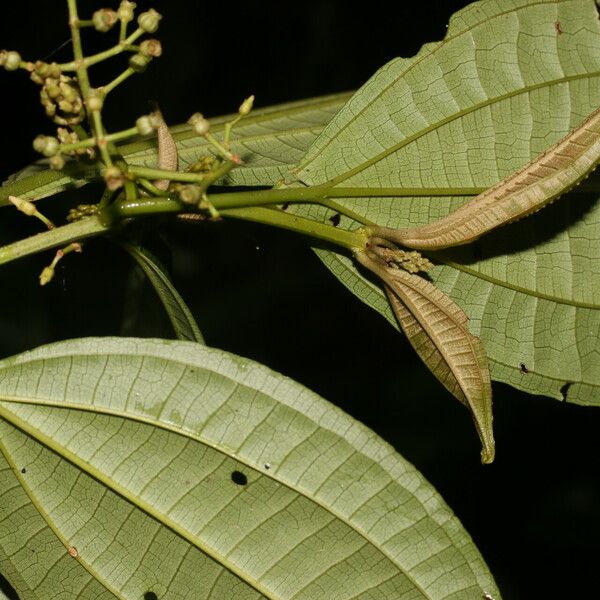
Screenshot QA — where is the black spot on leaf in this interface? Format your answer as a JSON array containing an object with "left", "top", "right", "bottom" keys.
[
  {"left": 519, "top": 363, "right": 529, "bottom": 374},
  {"left": 328, "top": 213, "right": 341, "bottom": 226},
  {"left": 231, "top": 470, "right": 248, "bottom": 486},
  {"left": 144, "top": 592, "right": 158, "bottom": 600}
]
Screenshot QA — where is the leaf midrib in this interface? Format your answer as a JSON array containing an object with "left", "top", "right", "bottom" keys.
[
  {"left": 439, "top": 259, "right": 600, "bottom": 309},
  {"left": 319, "top": 71, "right": 600, "bottom": 188}
]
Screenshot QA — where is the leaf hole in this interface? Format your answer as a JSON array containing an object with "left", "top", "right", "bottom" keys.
[
  {"left": 519, "top": 363, "right": 529, "bottom": 374},
  {"left": 328, "top": 213, "right": 341, "bottom": 227},
  {"left": 231, "top": 470, "right": 248, "bottom": 486},
  {"left": 144, "top": 593, "right": 158, "bottom": 600},
  {"left": 264, "top": 463, "right": 271, "bottom": 470},
  {"left": 20, "top": 467, "right": 27, "bottom": 474},
  {"left": 281, "top": 202, "right": 289, "bottom": 211},
  {"left": 560, "top": 382, "right": 572, "bottom": 401}
]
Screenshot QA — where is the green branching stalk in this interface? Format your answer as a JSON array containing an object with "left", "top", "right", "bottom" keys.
[
  {"left": 58, "top": 28, "right": 145, "bottom": 71},
  {"left": 101, "top": 67, "right": 136, "bottom": 95},
  {"left": 0, "top": 217, "right": 108, "bottom": 266}
]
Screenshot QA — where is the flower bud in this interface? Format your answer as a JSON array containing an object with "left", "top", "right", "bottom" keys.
[
  {"left": 33, "top": 135, "right": 60, "bottom": 157},
  {"left": 42, "top": 136, "right": 60, "bottom": 157},
  {"left": 137, "top": 9, "right": 161, "bottom": 33},
  {"left": 45, "top": 80, "right": 61, "bottom": 99},
  {"left": 118, "top": 0, "right": 136, "bottom": 22},
  {"left": 104, "top": 166, "right": 125, "bottom": 191},
  {"left": 188, "top": 113, "right": 210, "bottom": 135},
  {"left": 58, "top": 99, "right": 74, "bottom": 113},
  {"left": 238, "top": 95, "right": 254, "bottom": 117},
  {"left": 128, "top": 53, "right": 151, "bottom": 72},
  {"left": 86, "top": 90, "right": 104, "bottom": 112},
  {"left": 136, "top": 115, "right": 156, "bottom": 136},
  {"left": 33, "top": 135, "right": 48, "bottom": 154},
  {"left": 8, "top": 195, "right": 37, "bottom": 217},
  {"left": 60, "top": 83, "right": 79, "bottom": 103},
  {"left": 92, "top": 9, "right": 119, "bottom": 32},
  {"left": 2, "top": 50, "right": 21, "bottom": 71},
  {"left": 178, "top": 185, "right": 202, "bottom": 205},
  {"left": 139, "top": 39, "right": 162, "bottom": 57},
  {"left": 39, "top": 266, "right": 55, "bottom": 286},
  {"left": 49, "top": 154, "right": 65, "bottom": 170}
]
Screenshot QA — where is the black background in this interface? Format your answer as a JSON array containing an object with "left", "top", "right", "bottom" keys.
[{"left": 1, "top": 2, "right": 599, "bottom": 599}]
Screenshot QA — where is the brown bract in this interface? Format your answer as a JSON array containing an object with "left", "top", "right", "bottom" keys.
[
  {"left": 355, "top": 249, "right": 495, "bottom": 463},
  {"left": 371, "top": 106, "right": 600, "bottom": 250}
]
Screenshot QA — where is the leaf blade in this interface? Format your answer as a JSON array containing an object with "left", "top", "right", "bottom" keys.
[
  {"left": 289, "top": 0, "right": 600, "bottom": 404},
  {"left": 356, "top": 252, "right": 495, "bottom": 463},
  {"left": 0, "top": 337, "right": 500, "bottom": 599}
]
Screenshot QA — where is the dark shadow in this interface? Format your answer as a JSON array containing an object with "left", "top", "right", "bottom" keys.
[{"left": 0, "top": 573, "right": 19, "bottom": 600}]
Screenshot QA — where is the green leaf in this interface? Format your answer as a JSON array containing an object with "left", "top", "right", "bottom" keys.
[
  {"left": 0, "top": 337, "right": 500, "bottom": 599},
  {"left": 290, "top": 0, "right": 600, "bottom": 405},
  {"left": 0, "top": 93, "right": 349, "bottom": 207},
  {"left": 121, "top": 243, "right": 204, "bottom": 343},
  {"left": 123, "top": 92, "right": 350, "bottom": 187}
]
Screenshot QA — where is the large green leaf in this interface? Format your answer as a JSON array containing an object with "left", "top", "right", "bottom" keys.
[
  {"left": 290, "top": 0, "right": 600, "bottom": 405},
  {"left": 0, "top": 337, "right": 499, "bottom": 599},
  {"left": 0, "top": 93, "right": 349, "bottom": 207}
]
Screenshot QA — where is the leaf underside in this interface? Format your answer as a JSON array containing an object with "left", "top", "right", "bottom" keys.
[
  {"left": 0, "top": 93, "right": 350, "bottom": 206},
  {"left": 0, "top": 338, "right": 500, "bottom": 599},
  {"left": 381, "top": 272, "right": 495, "bottom": 463},
  {"left": 290, "top": 0, "right": 600, "bottom": 405}
]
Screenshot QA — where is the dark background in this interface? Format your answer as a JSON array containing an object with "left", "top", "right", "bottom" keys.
[{"left": 1, "top": 2, "right": 599, "bottom": 599}]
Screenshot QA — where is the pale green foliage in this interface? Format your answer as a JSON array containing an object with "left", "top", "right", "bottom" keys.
[
  {"left": 124, "top": 92, "right": 350, "bottom": 186},
  {"left": 0, "top": 338, "right": 500, "bottom": 599},
  {"left": 0, "top": 93, "right": 349, "bottom": 206},
  {"left": 290, "top": 0, "right": 600, "bottom": 404}
]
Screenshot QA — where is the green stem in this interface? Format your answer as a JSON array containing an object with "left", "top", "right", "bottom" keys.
[
  {"left": 205, "top": 186, "right": 488, "bottom": 209},
  {"left": 60, "top": 126, "right": 139, "bottom": 153},
  {"left": 219, "top": 207, "right": 367, "bottom": 250},
  {"left": 67, "top": 0, "right": 113, "bottom": 167},
  {"left": 67, "top": 0, "right": 91, "bottom": 95},
  {"left": 91, "top": 110, "right": 112, "bottom": 166},
  {"left": 0, "top": 217, "right": 108, "bottom": 266},
  {"left": 127, "top": 166, "right": 208, "bottom": 183},
  {"left": 101, "top": 67, "right": 136, "bottom": 95},
  {"left": 112, "top": 196, "right": 366, "bottom": 251},
  {"left": 114, "top": 197, "right": 182, "bottom": 218},
  {"left": 59, "top": 27, "right": 145, "bottom": 70},
  {"left": 119, "top": 19, "right": 128, "bottom": 43}
]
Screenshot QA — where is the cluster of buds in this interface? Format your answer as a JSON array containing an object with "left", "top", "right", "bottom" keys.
[
  {"left": 67, "top": 204, "right": 99, "bottom": 222},
  {"left": 367, "top": 239, "right": 434, "bottom": 274},
  {"left": 0, "top": 49, "right": 21, "bottom": 71},
  {"left": 32, "top": 62, "right": 85, "bottom": 126},
  {"left": 188, "top": 155, "right": 216, "bottom": 174},
  {"left": 33, "top": 134, "right": 66, "bottom": 169},
  {"left": 57, "top": 127, "right": 94, "bottom": 159}
]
